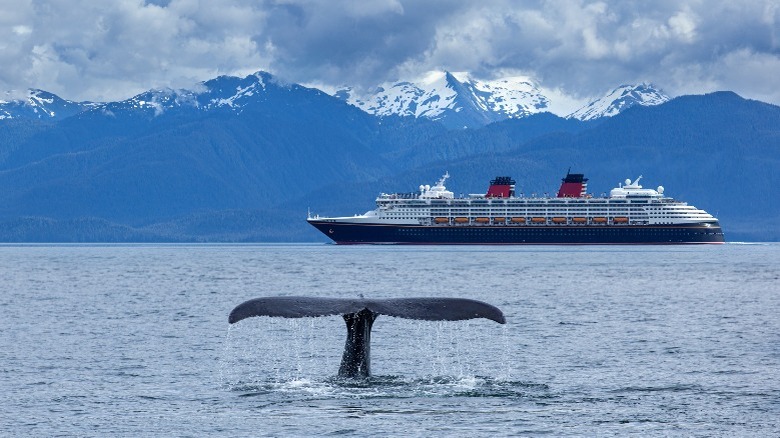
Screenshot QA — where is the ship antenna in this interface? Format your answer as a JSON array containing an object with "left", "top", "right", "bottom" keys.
[{"left": 437, "top": 171, "right": 450, "bottom": 187}]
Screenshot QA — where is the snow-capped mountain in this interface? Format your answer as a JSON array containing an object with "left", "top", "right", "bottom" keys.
[
  {"left": 567, "top": 83, "right": 670, "bottom": 121},
  {"left": 2, "top": 72, "right": 320, "bottom": 121},
  {"left": 333, "top": 73, "right": 671, "bottom": 127},
  {"left": 88, "top": 71, "right": 305, "bottom": 117},
  {"left": 2, "top": 71, "right": 671, "bottom": 127},
  {"left": 0, "top": 89, "right": 96, "bottom": 120},
  {"left": 334, "top": 71, "right": 550, "bottom": 129}
]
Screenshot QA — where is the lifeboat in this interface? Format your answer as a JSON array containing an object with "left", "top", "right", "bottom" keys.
[
  {"left": 475, "top": 217, "right": 490, "bottom": 223},
  {"left": 531, "top": 217, "right": 546, "bottom": 223},
  {"left": 593, "top": 217, "right": 607, "bottom": 223},
  {"left": 551, "top": 217, "right": 567, "bottom": 224},
  {"left": 510, "top": 217, "right": 525, "bottom": 223},
  {"left": 454, "top": 217, "right": 469, "bottom": 223},
  {"left": 572, "top": 217, "right": 587, "bottom": 223},
  {"left": 493, "top": 217, "right": 506, "bottom": 224},
  {"left": 613, "top": 217, "right": 629, "bottom": 223},
  {"left": 434, "top": 217, "right": 449, "bottom": 224}
]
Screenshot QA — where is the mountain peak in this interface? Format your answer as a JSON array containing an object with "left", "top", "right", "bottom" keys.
[
  {"left": 567, "top": 83, "right": 670, "bottom": 121},
  {"left": 0, "top": 89, "right": 95, "bottom": 121},
  {"left": 332, "top": 71, "right": 550, "bottom": 129},
  {"left": 84, "top": 71, "right": 285, "bottom": 118}
]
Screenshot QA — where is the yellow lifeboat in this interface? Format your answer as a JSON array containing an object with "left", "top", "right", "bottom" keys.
[
  {"left": 510, "top": 217, "right": 525, "bottom": 223},
  {"left": 531, "top": 217, "right": 546, "bottom": 223},
  {"left": 551, "top": 217, "right": 567, "bottom": 224},
  {"left": 434, "top": 217, "right": 449, "bottom": 224},
  {"left": 572, "top": 217, "right": 587, "bottom": 223},
  {"left": 593, "top": 217, "right": 607, "bottom": 223},
  {"left": 493, "top": 217, "right": 506, "bottom": 224},
  {"left": 454, "top": 217, "right": 469, "bottom": 224},
  {"left": 475, "top": 217, "right": 490, "bottom": 223},
  {"left": 613, "top": 217, "right": 629, "bottom": 223}
]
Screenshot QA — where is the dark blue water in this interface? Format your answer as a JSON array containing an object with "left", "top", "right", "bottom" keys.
[{"left": 1, "top": 244, "right": 778, "bottom": 436}]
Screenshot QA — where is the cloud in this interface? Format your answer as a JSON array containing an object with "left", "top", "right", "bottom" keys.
[
  {"left": 0, "top": 0, "right": 271, "bottom": 101},
  {"left": 0, "top": 0, "right": 778, "bottom": 105},
  {"left": 672, "top": 48, "right": 780, "bottom": 105}
]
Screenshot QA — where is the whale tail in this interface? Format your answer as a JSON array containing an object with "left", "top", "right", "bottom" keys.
[{"left": 228, "top": 297, "right": 505, "bottom": 378}]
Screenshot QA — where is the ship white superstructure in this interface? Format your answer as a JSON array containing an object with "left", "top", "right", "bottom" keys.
[{"left": 310, "top": 173, "right": 719, "bottom": 228}]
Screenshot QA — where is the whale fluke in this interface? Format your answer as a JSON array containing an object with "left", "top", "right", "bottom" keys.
[
  {"left": 228, "top": 296, "right": 506, "bottom": 324},
  {"left": 228, "top": 296, "right": 506, "bottom": 377}
]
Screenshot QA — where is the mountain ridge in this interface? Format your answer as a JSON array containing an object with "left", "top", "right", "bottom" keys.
[
  {"left": 1, "top": 89, "right": 97, "bottom": 121},
  {"left": 2, "top": 71, "right": 670, "bottom": 128}
]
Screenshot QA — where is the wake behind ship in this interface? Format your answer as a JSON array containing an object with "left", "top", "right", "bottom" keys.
[{"left": 307, "top": 172, "right": 725, "bottom": 245}]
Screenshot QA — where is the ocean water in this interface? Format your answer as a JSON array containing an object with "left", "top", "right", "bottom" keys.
[{"left": 1, "top": 243, "right": 778, "bottom": 436}]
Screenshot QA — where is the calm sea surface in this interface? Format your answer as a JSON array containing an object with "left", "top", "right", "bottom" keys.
[{"left": 1, "top": 243, "right": 778, "bottom": 436}]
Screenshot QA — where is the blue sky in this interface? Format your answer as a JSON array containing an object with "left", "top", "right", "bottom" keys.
[{"left": 2, "top": 0, "right": 779, "bottom": 106}]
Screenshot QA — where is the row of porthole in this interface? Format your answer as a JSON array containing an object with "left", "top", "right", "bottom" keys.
[{"left": 398, "top": 229, "right": 693, "bottom": 236}]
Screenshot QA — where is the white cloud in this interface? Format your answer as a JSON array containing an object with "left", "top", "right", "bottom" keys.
[
  {"left": 668, "top": 10, "right": 698, "bottom": 43},
  {"left": 0, "top": 0, "right": 272, "bottom": 101},
  {"left": 12, "top": 25, "right": 32, "bottom": 35},
  {"left": 0, "top": 0, "right": 778, "bottom": 106},
  {"left": 538, "top": 86, "right": 589, "bottom": 115}
]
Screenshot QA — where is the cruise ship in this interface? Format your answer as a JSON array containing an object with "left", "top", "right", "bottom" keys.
[{"left": 307, "top": 172, "right": 725, "bottom": 244}]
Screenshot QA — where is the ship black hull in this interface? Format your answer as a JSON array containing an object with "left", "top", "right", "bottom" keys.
[{"left": 308, "top": 221, "right": 725, "bottom": 245}]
